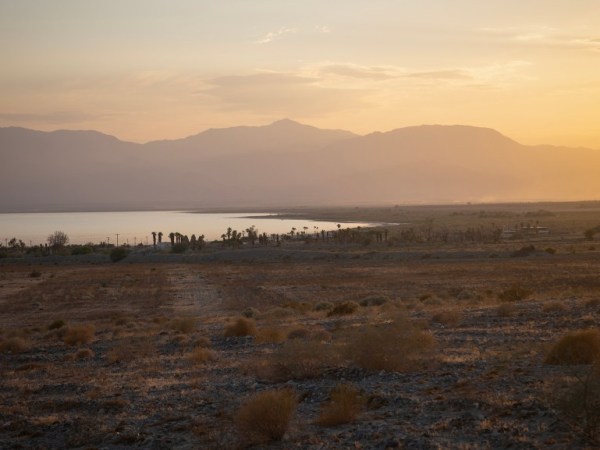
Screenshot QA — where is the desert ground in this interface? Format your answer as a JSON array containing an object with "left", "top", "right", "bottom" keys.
[{"left": 1, "top": 202, "right": 600, "bottom": 449}]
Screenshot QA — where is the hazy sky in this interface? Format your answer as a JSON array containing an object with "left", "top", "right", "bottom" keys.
[{"left": 1, "top": 1, "right": 599, "bottom": 147}]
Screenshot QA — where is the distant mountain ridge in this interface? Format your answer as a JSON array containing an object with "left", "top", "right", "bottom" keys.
[{"left": 1, "top": 120, "right": 599, "bottom": 212}]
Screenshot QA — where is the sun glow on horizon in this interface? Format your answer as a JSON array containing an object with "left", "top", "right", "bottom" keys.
[{"left": 1, "top": 1, "right": 599, "bottom": 148}]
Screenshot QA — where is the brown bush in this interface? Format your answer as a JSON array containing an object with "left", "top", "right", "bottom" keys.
[
  {"left": 327, "top": 301, "right": 360, "bottom": 317},
  {"left": 496, "top": 303, "right": 517, "bottom": 317},
  {"left": 63, "top": 325, "right": 95, "bottom": 346},
  {"left": 287, "top": 327, "right": 311, "bottom": 340},
  {"left": 224, "top": 317, "right": 256, "bottom": 337},
  {"left": 74, "top": 348, "right": 94, "bottom": 360},
  {"left": 316, "top": 383, "right": 364, "bottom": 427},
  {"left": 498, "top": 284, "right": 532, "bottom": 302},
  {"left": 188, "top": 347, "right": 216, "bottom": 364},
  {"left": 170, "top": 317, "right": 197, "bottom": 334},
  {"left": 255, "top": 327, "right": 286, "bottom": 344},
  {"left": 0, "top": 337, "right": 30, "bottom": 354},
  {"left": 254, "top": 339, "right": 340, "bottom": 381},
  {"left": 545, "top": 330, "right": 600, "bottom": 365},
  {"left": 344, "top": 315, "right": 435, "bottom": 372},
  {"left": 235, "top": 389, "right": 297, "bottom": 445},
  {"left": 48, "top": 320, "right": 66, "bottom": 330},
  {"left": 431, "top": 310, "right": 462, "bottom": 326}
]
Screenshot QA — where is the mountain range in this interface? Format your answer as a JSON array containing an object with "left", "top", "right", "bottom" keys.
[{"left": 1, "top": 119, "right": 599, "bottom": 212}]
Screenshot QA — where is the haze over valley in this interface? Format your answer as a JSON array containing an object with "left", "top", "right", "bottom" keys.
[{"left": 2, "top": 119, "right": 599, "bottom": 212}]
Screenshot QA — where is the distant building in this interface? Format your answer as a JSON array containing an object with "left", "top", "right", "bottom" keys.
[{"left": 502, "top": 226, "right": 549, "bottom": 239}]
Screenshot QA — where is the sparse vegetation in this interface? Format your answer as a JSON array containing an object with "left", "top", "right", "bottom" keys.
[
  {"left": 0, "top": 337, "right": 30, "bottom": 354},
  {"left": 344, "top": 315, "right": 435, "bottom": 372},
  {"left": 63, "top": 325, "right": 95, "bottom": 346},
  {"left": 316, "top": 383, "right": 364, "bottom": 427},
  {"left": 188, "top": 346, "right": 216, "bottom": 364},
  {"left": 235, "top": 389, "right": 297, "bottom": 445},
  {"left": 224, "top": 317, "right": 256, "bottom": 337},
  {"left": 498, "top": 284, "right": 533, "bottom": 302},
  {"left": 109, "top": 247, "right": 128, "bottom": 262},
  {"left": 327, "top": 301, "right": 360, "bottom": 317},
  {"left": 545, "top": 330, "right": 600, "bottom": 365}
]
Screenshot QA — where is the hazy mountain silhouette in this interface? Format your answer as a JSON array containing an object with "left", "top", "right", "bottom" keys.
[{"left": 1, "top": 120, "right": 599, "bottom": 211}]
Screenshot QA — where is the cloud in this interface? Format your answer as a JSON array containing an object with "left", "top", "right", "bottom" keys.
[
  {"left": 315, "top": 63, "right": 400, "bottom": 80},
  {"left": 403, "top": 70, "right": 472, "bottom": 81},
  {"left": 255, "top": 27, "right": 298, "bottom": 44},
  {"left": 203, "top": 71, "right": 370, "bottom": 115},
  {"left": 480, "top": 26, "right": 600, "bottom": 51}
]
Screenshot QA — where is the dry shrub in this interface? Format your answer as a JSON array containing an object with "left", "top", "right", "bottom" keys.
[
  {"left": 106, "top": 340, "right": 152, "bottom": 364},
  {"left": 262, "top": 307, "right": 297, "bottom": 319},
  {"left": 498, "top": 284, "right": 532, "bottom": 302},
  {"left": 254, "top": 339, "right": 340, "bottom": 381},
  {"left": 75, "top": 348, "right": 94, "bottom": 360},
  {"left": 585, "top": 298, "right": 600, "bottom": 308},
  {"left": 543, "top": 301, "right": 567, "bottom": 313},
  {"left": 170, "top": 317, "right": 197, "bottom": 334},
  {"left": 0, "top": 337, "right": 30, "bottom": 354},
  {"left": 554, "top": 364, "right": 600, "bottom": 441},
  {"left": 287, "top": 327, "right": 311, "bottom": 340},
  {"left": 313, "top": 301, "right": 333, "bottom": 312},
  {"left": 359, "top": 295, "right": 389, "bottom": 307},
  {"left": 545, "top": 329, "right": 600, "bottom": 365},
  {"left": 255, "top": 327, "right": 287, "bottom": 344},
  {"left": 48, "top": 320, "right": 66, "bottom": 330},
  {"left": 327, "top": 301, "right": 360, "bottom": 317},
  {"left": 224, "top": 317, "right": 256, "bottom": 337},
  {"left": 496, "top": 303, "right": 517, "bottom": 317},
  {"left": 188, "top": 347, "right": 216, "bottom": 364},
  {"left": 64, "top": 325, "right": 95, "bottom": 346},
  {"left": 235, "top": 388, "right": 297, "bottom": 445},
  {"left": 316, "top": 383, "right": 364, "bottom": 427},
  {"left": 193, "top": 336, "right": 212, "bottom": 348},
  {"left": 344, "top": 315, "right": 435, "bottom": 372},
  {"left": 431, "top": 310, "right": 462, "bottom": 326},
  {"left": 241, "top": 307, "right": 260, "bottom": 318}
]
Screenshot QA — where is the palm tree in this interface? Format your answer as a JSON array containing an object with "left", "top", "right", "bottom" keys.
[
  {"left": 151, "top": 232, "right": 157, "bottom": 248},
  {"left": 168, "top": 232, "right": 175, "bottom": 247},
  {"left": 158, "top": 232, "right": 163, "bottom": 244}
]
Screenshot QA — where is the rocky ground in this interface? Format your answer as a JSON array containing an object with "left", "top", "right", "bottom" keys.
[{"left": 1, "top": 247, "right": 599, "bottom": 449}]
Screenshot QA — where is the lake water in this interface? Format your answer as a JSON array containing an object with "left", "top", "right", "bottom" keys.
[{"left": 0, "top": 211, "right": 376, "bottom": 246}]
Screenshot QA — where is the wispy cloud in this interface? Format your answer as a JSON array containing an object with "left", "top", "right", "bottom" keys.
[
  {"left": 480, "top": 26, "right": 600, "bottom": 51},
  {"left": 255, "top": 27, "right": 298, "bottom": 44},
  {"left": 203, "top": 71, "right": 369, "bottom": 115}
]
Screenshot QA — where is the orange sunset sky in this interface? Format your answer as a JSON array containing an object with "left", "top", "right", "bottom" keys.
[{"left": 1, "top": 1, "right": 599, "bottom": 148}]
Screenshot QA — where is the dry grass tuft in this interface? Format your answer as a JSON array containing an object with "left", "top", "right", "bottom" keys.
[
  {"left": 224, "top": 317, "right": 256, "bottom": 337},
  {"left": 316, "top": 383, "right": 364, "bottom": 427},
  {"left": 74, "top": 348, "right": 94, "bottom": 360},
  {"left": 253, "top": 339, "right": 340, "bottom": 381},
  {"left": 48, "top": 320, "right": 66, "bottom": 330},
  {"left": 63, "top": 325, "right": 95, "bottom": 346},
  {"left": 235, "top": 388, "right": 297, "bottom": 445},
  {"left": 545, "top": 329, "right": 600, "bottom": 365},
  {"left": 344, "top": 315, "right": 435, "bottom": 372},
  {"left": 170, "top": 317, "right": 197, "bottom": 334},
  {"left": 0, "top": 337, "right": 30, "bottom": 354},
  {"left": 188, "top": 346, "right": 216, "bottom": 364},
  {"left": 496, "top": 302, "right": 517, "bottom": 317},
  {"left": 327, "top": 301, "right": 360, "bottom": 317},
  {"left": 255, "top": 327, "right": 287, "bottom": 344},
  {"left": 287, "top": 327, "right": 311, "bottom": 340},
  {"left": 498, "top": 284, "right": 532, "bottom": 302},
  {"left": 431, "top": 310, "right": 462, "bottom": 327}
]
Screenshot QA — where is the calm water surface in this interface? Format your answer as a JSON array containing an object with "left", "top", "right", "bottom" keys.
[{"left": 0, "top": 211, "right": 376, "bottom": 245}]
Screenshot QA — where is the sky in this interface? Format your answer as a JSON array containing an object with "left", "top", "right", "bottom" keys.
[{"left": 1, "top": 0, "right": 599, "bottom": 148}]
